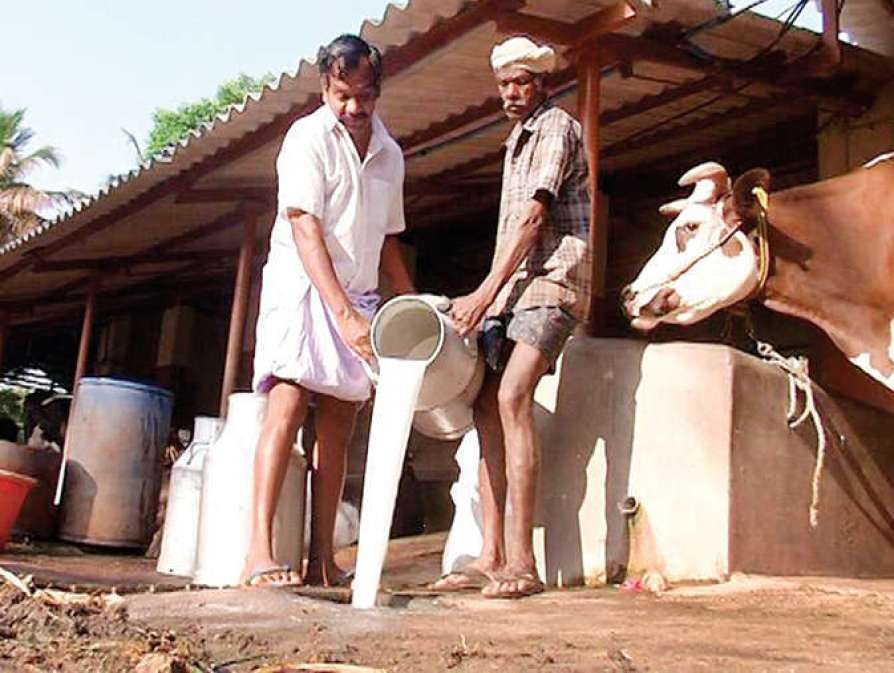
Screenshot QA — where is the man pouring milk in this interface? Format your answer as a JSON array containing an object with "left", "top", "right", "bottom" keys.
[{"left": 434, "top": 37, "right": 592, "bottom": 599}]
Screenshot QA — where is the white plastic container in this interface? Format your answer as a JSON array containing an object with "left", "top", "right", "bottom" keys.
[
  {"left": 156, "top": 416, "right": 223, "bottom": 577},
  {"left": 193, "top": 393, "right": 306, "bottom": 587}
]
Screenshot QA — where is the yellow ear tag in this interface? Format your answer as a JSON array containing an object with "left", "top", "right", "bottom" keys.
[{"left": 751, "top": 185, "right": 769, "bottom": 212}]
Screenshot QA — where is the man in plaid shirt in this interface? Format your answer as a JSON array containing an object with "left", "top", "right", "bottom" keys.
[{"left": 436, "top": 36, "right": 592, "bottom": 599}]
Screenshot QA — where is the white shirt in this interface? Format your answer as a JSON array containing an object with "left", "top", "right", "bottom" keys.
[{"left": 265, "top": 103, "right": 406, "bottom": 301}]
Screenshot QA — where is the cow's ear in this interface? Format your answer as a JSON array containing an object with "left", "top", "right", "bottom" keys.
[
  {"left": 659, "top": 199, "right": 688, "bottom": 217},
  {"left": 732, "top": 168, "right": 771, "bottom": 224}
]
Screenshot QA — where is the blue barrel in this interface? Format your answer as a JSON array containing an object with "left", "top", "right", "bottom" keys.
[{"left": 59, "top": 377, "right": 174, "bottom": 548}]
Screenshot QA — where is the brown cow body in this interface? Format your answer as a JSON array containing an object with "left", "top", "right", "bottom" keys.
[{"left": 622, "top": 154, "right": 894, "bottom": 391}]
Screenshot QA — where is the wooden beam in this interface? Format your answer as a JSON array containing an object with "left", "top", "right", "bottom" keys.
[
  {"left": 175, "top": 186, "right": 273, "bottom": 204},
  {"left": 13, "top": 208, "right": 248, "bottom": 315},
  {"left": 578, "top": 48, "right": 607, "bottom": 336},
  {"left": 406, "top": 148, "right": 505, "bottom": 199},
  {"left": 602, "top": 94, "right": 814, "bottom": 160},
  {"left": 600, "top": 32, "right": 871, "bottom": 110},
  {"left": 33, "top": 249, "right": 238, "bottom": 273},
  {"left": 219, "top": 216, "right": 258, "bottom": 416},
  {"left": 574, "top": 0, "right": 637, "bottom": 41},
  {"left": 495, "top": 12, "right": 577, "bottom": 44},
  {"left": 495, "top": 2, "right": 636, "bottom": 46},
  {"left": 401, "top": 66, "right": 577, "bottom": 155}
]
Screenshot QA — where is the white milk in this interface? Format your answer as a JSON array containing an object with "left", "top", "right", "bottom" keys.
[{"left": 351, "top": 357, "right": 427, "bottom": 609}]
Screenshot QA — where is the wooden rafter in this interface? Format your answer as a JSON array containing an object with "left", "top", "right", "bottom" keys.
[
  {"left": 602, "top": 94, "right": 814, "bottom": 160},
  {"left": 496, "top": 2, "right": 636, "bottom": 46},
  {"left": 33, "top": 248, "right": 237, "bottom": 273},
  {"left": 600, "top": 33, "right": 872, "bottom": 110},
  {"left": 4, "top": 209, "right": 250, "bottom": 319},
  {"left": 175, "top": 186, "right": 272, "bottom": 204}
]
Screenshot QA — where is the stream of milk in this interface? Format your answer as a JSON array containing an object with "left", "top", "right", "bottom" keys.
[{"left": 351, "top": 357, "right": 428, "bottom": 609}]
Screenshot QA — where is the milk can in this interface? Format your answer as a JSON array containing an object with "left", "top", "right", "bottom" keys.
[
  {"left": 370, "top": 295, "right": 484, "bottom": 440},
  {"left": 192, "top": 393, "right": 306, "bottom": 587},
  {"left": 156, "top": 416, "right": 223, "bottom": 577}
]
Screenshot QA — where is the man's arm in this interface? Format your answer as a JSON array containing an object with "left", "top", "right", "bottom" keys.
[
  {"left": 288, "top": 207, "right": 374, "bottom": 362},
  {"left": 450, "top": 192, "right": 550, "bottom": 336},
  {"left": 380, "top": 235, "right": 416, "bottom": 295}
]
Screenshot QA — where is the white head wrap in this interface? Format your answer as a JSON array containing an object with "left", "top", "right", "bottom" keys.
[{"left": 490, "top": 36, "right": 556, "bottom": 74}]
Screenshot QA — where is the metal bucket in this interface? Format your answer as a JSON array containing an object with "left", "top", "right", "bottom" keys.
[
  {"left": 371, "top": 295, "right": 484, "bottom": 440},
  {"left": 156, "top": 416, "right": 223, "bottom": 577},
  {"left": 59, "top": 377, "right": 174, "bottom": 548}
]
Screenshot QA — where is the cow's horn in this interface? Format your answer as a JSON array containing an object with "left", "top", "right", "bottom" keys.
[
  {"left": 678, "top": 162, "right": 731, "bottom": 204},
  {"left": 658, "top": 199, "right": 688, "bottom": 217}
]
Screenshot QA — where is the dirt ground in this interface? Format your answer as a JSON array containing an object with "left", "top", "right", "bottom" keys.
[{"left": 2, "top": 537, "right": 893, "bottom": 672}]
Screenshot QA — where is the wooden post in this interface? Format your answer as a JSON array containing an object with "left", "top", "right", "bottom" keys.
[
  {"left": 73, "top": 278, "right": 99, "bottom": 388},
  {"left": 820, "top": 0, "right": 841, "bottom": 67},
  {"left": 219, "top": 216, "right": 258, "bottom": 416},
  {"left": 54, "top": 276, "right": 100, "bottom": 505},
  {"left": 578, "top": 45, "right": 607, "bottom": 336}
]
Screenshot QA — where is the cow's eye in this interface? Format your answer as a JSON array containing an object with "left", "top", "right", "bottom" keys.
[{"left": 685, "top": 222, "right": 700, "bottom": 232}]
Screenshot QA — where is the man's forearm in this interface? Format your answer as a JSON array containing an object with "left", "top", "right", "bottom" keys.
[
  {"left": 289, "top": 210, "right": 353, "bottom": 318},
  {"left": 380, "top": 235, "right": 416, "bottom": 295},
  {"left": 478, "top": 198, "right": 546, "bottom": 302}
]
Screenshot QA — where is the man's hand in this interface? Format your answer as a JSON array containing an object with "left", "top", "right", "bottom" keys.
[
  {"left": 450, "top": 287, "right": 493, "bottom": 337},
  {"left": 335, "top": 307, "right": 374, "bottom": 362}
]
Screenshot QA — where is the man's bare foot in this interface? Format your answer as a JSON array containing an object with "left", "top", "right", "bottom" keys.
[{"left": 304, "top": 556, "right": 352, "bottom": 587}]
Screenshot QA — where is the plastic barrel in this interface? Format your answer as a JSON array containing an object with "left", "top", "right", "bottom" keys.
[{"left": 59, "top": 377, "right": 174, "bottom": 548}]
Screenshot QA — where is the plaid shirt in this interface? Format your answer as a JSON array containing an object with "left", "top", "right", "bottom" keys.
[{"left": 488, "top": 101, "right": 592, "bottom": 321}]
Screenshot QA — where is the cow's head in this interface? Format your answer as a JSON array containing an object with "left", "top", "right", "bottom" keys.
[{"left": 621, "top": 163, "right": 770, "bottom": 330}]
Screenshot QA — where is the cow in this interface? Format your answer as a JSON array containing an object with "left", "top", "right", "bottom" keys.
[{"left": 621, "top": 153, "right": 894, "bottom": 391}]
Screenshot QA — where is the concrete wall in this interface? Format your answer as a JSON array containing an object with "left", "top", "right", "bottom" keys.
[{"left": 532, "top": 337, "right": 894, "bottom": 586}]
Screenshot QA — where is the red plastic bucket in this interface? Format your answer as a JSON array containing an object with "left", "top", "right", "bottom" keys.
[{"left": 0, "top": 469, "right": 37, "bottom": 551}]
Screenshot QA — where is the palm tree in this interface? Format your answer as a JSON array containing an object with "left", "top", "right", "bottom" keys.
[{"left": 0, "top": 105, "right": 83, "bottom": 243}]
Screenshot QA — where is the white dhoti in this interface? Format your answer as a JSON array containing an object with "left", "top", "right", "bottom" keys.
[{"left": 252, "top": 277, "right": 379, "bottom": 402}]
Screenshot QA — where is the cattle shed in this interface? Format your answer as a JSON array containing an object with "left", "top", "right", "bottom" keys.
[{"left": 1, "top": 1, "right": 893, "bottom": 539}]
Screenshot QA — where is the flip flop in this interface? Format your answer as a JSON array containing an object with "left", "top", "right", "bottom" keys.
[
  {"left": 427, "top": 568, "right": 492, "bottom": 593},
  {"left": 481, "top": 572, "right": 544, "bottom": 599},
  {"left": 244, "top": 565, "right": 302, "bottom": 588}
]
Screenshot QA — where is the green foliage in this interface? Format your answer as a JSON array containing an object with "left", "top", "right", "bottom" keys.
[
  {"left": 144, "top": 73, "right": 276, "bottom": 160},
  {"left": 0, "top": 104, "right": 83, "bottom": 242}
]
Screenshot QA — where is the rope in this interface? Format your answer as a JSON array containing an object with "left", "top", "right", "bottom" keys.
[
  {"left": 752, "top": 337, "right": 827, "bottom": 527},
  {"left": 751, "top": 186, "right": 771, "bottom": 297}
]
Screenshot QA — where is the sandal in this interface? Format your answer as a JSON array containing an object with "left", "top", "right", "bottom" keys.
[
  {"left": 243, "top": 565, "right": 303, "bottom": 588},
  {"left": 481, "top": 572, "right": 544, "bottom": 599},
  {"left": 427, "top": 568, "right": 492, "bottom": 593}
]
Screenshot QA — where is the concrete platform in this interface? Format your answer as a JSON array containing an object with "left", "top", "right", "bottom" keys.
[
  {"left": 0, "top": 533, "right": 445, "bottom": 597},
  {"left": 532, "top": 338, "right": 894, "bottom": 586}
]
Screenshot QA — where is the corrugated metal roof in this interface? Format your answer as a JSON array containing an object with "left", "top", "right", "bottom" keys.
[{"left": 1, "top": 0, "right": 891, "bottom": 323}]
